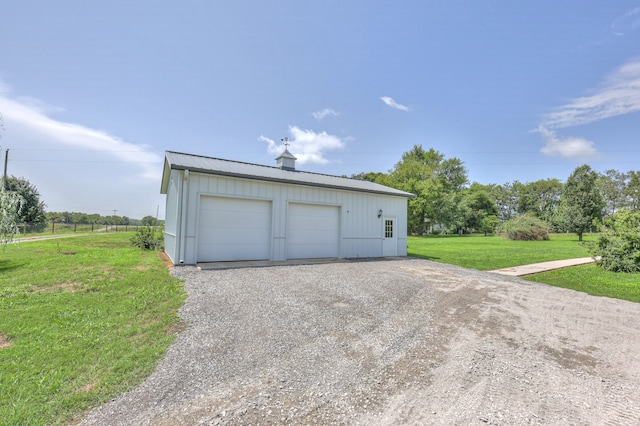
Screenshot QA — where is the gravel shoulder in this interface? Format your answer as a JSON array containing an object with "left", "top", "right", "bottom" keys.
[{"left": 79, "top": 258, "right": 640, "bottom": 425}]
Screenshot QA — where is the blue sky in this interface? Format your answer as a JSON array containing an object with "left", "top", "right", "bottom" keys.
[{"left": 1, "top": 1, "right": 639, "bottom": 219}]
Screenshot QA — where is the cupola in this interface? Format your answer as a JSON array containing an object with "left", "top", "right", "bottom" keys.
[{"left": 275, "top": 138, "right": 297, "bottom": 170}]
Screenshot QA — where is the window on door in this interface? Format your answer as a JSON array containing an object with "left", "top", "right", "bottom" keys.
[{"left": 385, "top": 219, "right": 393, "bottom": 238}]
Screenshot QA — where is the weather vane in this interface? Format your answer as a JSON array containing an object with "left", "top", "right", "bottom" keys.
[{"left": 281, "top": 137, "right": 290, "bottom": 149}]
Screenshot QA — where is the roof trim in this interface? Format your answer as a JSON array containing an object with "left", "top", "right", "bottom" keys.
[{"left": 161, "top": 150, "right": 415, "bottom": 198}]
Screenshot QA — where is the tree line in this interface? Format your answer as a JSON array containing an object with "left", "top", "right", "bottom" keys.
[
  {"left": 0, "top": 175, "right": 159, "bottom": 235},
  {"left": 354, "top": 145, "right": 639, "bottom": 240},
  {"left": 45, "top": 212, "right": 160, "bottom": 228},
  {"left": 1, "top": 145, "right": 638, "bottom": 241}
]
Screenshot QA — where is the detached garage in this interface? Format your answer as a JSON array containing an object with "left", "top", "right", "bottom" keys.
[{"left": 160, "top": 150, "right": 414, "bottom": 265}]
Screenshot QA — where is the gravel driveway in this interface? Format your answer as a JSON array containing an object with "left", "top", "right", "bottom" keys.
[{"left": 79, "top": 258, "right": 640, "bottom": 425}]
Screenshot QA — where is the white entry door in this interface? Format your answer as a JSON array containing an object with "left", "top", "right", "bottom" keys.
[{"left": 382, "top": 217, "right": 397, "bottom": 256}]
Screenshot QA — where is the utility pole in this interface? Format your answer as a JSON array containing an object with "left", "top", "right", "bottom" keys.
[
  {"left": 0, "top": 112, "right": 7, "bottom": 190},
  {"left": 111, "top": 210, "right": 118, "bottom": 232},
  {"left": 2, "top": 149, "right": 8, "bottom": 190}
]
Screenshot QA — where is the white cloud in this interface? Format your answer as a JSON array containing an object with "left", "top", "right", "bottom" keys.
[
  {"left": 380, "top": 96, "right": 410, "bottom": 111},
  {"left": 0, "top": 80, "right": 165, "bottom": 218},
  {"left": 537, "top": 58, "right": 640, "bottom": 162},
  {"left": 259, "top": 135, "right": 281, "bottom": 154},
  {"left": 0, "top": 80, "right": 10, "bottom": 96},
  {"left": 537, "top": 126, "right": 599, "bottom": 161},
  {"left": 541, "top": 59, "right": 640, "bottom": 129},
  {"left": 260, "top": 126, "right": 346, "bottom": 165},
  {"left": 611, "top": 7, "right": 640, "bottom": 36},
  {"left": 312, "top": 108, "right": 339, "bottom": 120},
  {"left": 0, "top": 83, "right": 161, "bottom": 179}
]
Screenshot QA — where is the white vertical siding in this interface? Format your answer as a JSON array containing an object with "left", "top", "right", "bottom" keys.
[
  {"left": 166, "top": 171, "right": 409, "bottom": 264},
  {"left": 162, "top": 170, "right": 181, "bottom": 264}
]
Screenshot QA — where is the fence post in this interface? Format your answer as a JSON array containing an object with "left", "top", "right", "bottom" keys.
[
  {"left": 52, "top": 222, "right": 55, "bottom": 234},
  {"left": 74, "top": 223, "right": 77, "bottom": 233}
]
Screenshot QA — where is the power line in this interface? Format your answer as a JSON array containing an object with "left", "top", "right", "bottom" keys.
[
  {"left": 8, "top": 146, "right": 640, "bottom": 155},
  {"left": 11, "top": 159, "right": 159, "bottom": 163}
]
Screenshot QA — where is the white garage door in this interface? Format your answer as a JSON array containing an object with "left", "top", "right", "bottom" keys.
[
  {"left": 198, "top": 196, "right": 272, "bottom": 262},
  {"left": 287, "top": 203, "right": 340, "bottom": 259}
]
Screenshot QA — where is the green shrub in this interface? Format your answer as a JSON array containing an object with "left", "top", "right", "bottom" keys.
[
  {"left": 592, "top": 210, "right": 640, "bottom": 273},
  {"left": 130, "top": 226, "right": 164, "bottom": 250},
  {"left": 499, "top": 214, "right": 551, "bottom": 241}
]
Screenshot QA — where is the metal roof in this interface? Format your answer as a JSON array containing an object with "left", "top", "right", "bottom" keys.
[{"left": 161, "top": 151, "right": 415, "bottom": 198}]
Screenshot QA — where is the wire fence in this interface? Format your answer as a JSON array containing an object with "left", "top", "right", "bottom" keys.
[{"left": 18, "top": 223, "right": 164, "bottom": 236}]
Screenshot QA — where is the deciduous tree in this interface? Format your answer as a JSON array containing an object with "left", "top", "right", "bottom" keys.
[
  {"left": 461, "top": 188, "right": 499, "bottom": 233},
  {"left": 516, "top": 178, "right": 563, "bottom": 222},
  {"left": 625, "top": 171, "right": 640, "bottom": 212},
  {"left": 141, "top": 215, "right": 156, "bottom": 226},
  {"left": 558, "top": 165, "right": 604, "bottom": 241},
  {"left": 0, "top": 186, "right": 23, "bottom": 244},
  {"left": 487, "top": 181, "right": 519, "bottom": 222},
  {"left": 4, "top": 176, "right": 47, "bottom": 233},
  {"left": 597, "top": 169, "right": 628, "bottom": 217},
  {"left": 389, "top": 145, "right": 467, "bottom": 233},
  {"left": 480, "top": 215, "right": 500, "bottom": 236}
]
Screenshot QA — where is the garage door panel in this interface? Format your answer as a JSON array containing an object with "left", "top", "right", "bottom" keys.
[
  {"left": 289, "top": 229, "right": 333, "bottom": 244},
  {"left": 287, "top": 203, "right": 339, "bottom": 259},
  {"left": 197, "top": 227, "right": 217, "bottom": 241},
  {"left": 218, "top": 243, "right": 269, "bottom": 260},
  {"left": 198, "top": 196, "right": 272, "bottom": 262},
  {"left": 213, "top": 210, "right": 267, "bottom": 224},
  {"left": 199, "top": 227, "right": 270, "bottom": 242}
]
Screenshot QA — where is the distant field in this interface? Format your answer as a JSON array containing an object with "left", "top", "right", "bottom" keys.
[
  {"left": 20, "top": 223, "right": 146, "bottom": 236},
  {"left": 407, "top": 234, "right": 594, "bottom": 271}
]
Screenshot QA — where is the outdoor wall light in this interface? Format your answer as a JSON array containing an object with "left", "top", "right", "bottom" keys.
[{"left": 378, "top": 209, "right": 383, "bottom": 218}]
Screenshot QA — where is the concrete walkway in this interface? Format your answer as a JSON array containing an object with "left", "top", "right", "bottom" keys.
[{"left": 489, "top": 257, "right": 598, "bottom": 277}]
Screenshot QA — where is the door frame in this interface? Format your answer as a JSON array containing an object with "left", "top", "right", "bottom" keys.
[{"left": 382, "top": 216, "right": 398, "bottom": 256}]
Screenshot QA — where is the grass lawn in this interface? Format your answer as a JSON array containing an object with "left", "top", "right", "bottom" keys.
[
  {"left": 409, "top": 233, "right": 640, "bottom": 304},
  {"left": 523, "top": 264, "right": 640, "bottom": 303},
  {"left": 408, "top": 233, "right": 595, "bottom": 270},
  {"left": 0, "top": 233, "right": 186, "bottom": 425}
]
